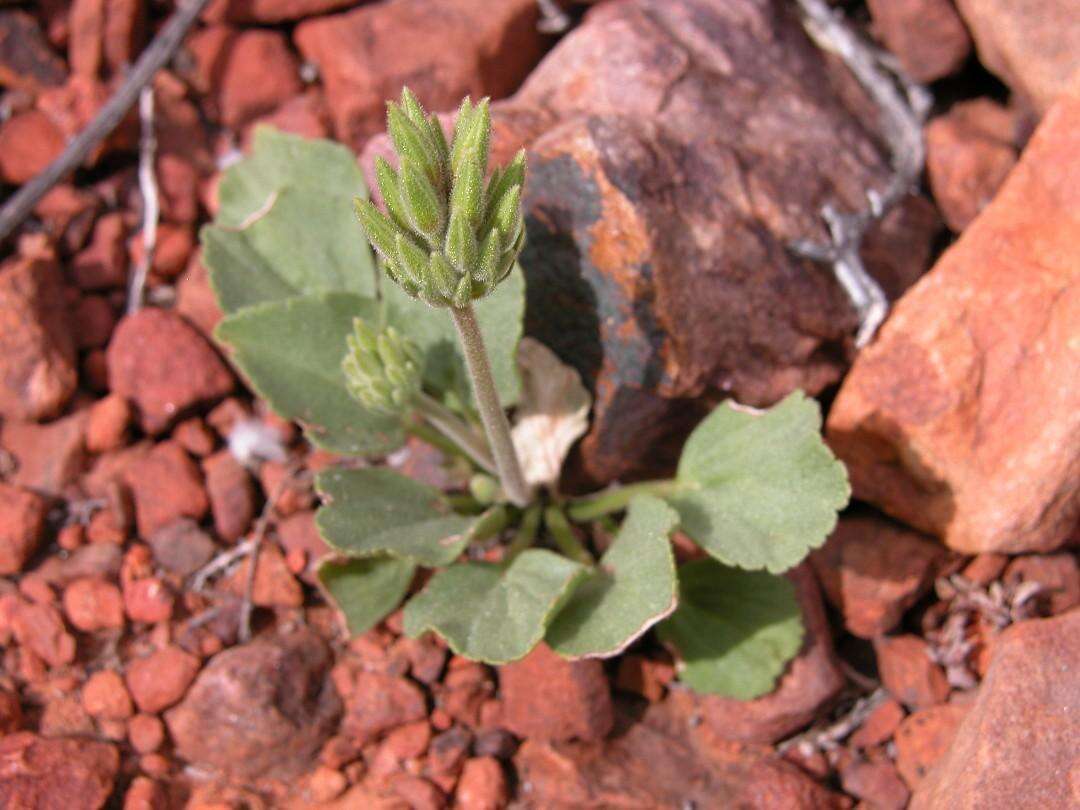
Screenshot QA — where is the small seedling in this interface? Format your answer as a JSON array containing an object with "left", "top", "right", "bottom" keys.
[{"left": 203, "top": 88, "right": 850, "bottom": 699}]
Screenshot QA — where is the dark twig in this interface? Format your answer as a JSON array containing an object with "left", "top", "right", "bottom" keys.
[
  {"left": 791, "top": 0, "right": 932, "bottom": 347},
  {"left": 0, "top": 0, "right": 212, "bottom": 244},
  {"left": 128, "top": 85, "right": 158, "bottom": 314}
]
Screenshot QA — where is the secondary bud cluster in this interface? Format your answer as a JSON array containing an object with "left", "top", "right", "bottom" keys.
[
  {"left": 354, "top": 88, "right": 526, "bottom": 308},
  {"left": 342, "top": 318, "right": 423, "bottom": 415}
]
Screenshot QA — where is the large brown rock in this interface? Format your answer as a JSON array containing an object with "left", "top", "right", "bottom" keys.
[
  {"left": 685, "top": 564, "right": 844, "bottom": 744},
  {"left": 1, "top": 411, "right": 88, "bottom": 497},
  {"left": 911, "top": 609, "right": 1080, "bottom": 808},
  {"left": 0, "top": 255, "right": 77, "bottom": 420},
  {"left": 294, "top": 0, "right": 546, "bottom": 149},
  {"left": 0, "top": 10, "right": 67, "bottom": 92},
  {"left": 514, "top": 696, "right": 847, "bottom": 809},
  {"left": 0, "top": 733, "right": 118, "bottom": 810},
  {"left": 827, "top": 85, "right": 1080, "bottom": 554},
  {"left": 509, "top": 0, "right": 938, "bottom": 481},
  {"left": 954, "top": 0, "right": 1080, "bottom": 114},
  {"left": 107, "top": 307, "right": 233, "bottom": 434},
  {"left": 166, "top": 628, "right": 341, "bottom": 781},
  {"left": 0, "top": 483, "right": 47, "bottom": 575}
]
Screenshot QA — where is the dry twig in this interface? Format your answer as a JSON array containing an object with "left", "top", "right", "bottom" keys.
[
  {"left": 128, "top": 85, "right": 159, "bottom": 315},
  {"left": 0, "top": 0, "right": 212, "bottom": 243},
  {"left": 791, "top": 0, "right": 932, "bottom": 347}
]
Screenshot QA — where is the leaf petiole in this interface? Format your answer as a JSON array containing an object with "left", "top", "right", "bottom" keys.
[
  {"left": 413, "top": 390, "right": 498, "bottom": 475},
  {"left": 543, "top": 505, "right": 594, "bottom": 565},
  {"left": 505, "top": 503, "right": 542, "bottom": 560},
  {"left": 566, "top": 479, "right": 685, "bottom": 522}
]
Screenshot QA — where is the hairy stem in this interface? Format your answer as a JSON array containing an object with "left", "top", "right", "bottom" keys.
[
  {"left": 567, "top": 479, "right": 683, "bottom": 522},
  {"left": 544, "top": 505, "right": 594, "bottom": 565},
  {"left": 449, "top": 305, "right": 532, "bottom": 507},
  {"left": 414, "top": 391, "right": 497, "bottom": 476}
]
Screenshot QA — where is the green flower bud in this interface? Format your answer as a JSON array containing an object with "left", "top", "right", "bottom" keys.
[
  {"left": 342, "top": 319, "right": 423, "bottom": 415},
  {"left": 356, "top": 87, "right": 527, "bottom": 308}
]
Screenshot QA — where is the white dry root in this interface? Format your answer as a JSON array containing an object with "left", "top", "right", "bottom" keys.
[{"left": 791, "top": 0, "right": 933, "bottom": 347}]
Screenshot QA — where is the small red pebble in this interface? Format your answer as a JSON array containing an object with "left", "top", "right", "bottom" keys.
[
  {"left": 125, "top": 645, "right": 200, "bottom": 713},
  {"left": 456, "top": 757, "right": 509, "bottom": 810},
  {"left": 128, "top": 712, "right": 165, "bottom": 754},
  {"left": 82, "top": 669, "right": 134, "bottom": 720},
  {"left": 124, "top": 577, "right": 174, "bottom": 624},
  {"left": 85, "top": 394, "right": 131, "bottom": 453},
  {"left": 63, "top": 577, "right": 125, "bottom": 632}
]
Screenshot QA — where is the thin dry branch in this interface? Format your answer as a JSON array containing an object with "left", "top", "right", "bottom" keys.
[
  {"left": 0, "top": 0, "right": 212, "bottom": 244},
  {"left": 791, "top": 0, "right": 932, "bottom": 347},
  {"left": 128, "top": 85, "right": 159, "bottom": 315}
]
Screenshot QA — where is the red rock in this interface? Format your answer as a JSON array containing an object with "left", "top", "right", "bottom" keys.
[
  {"left": 0, "top": 733, "right": 118, "bottom": 809},
  {"left": 294, "top": 0, "right": 544, "bottom": 149},
  {"left": 515, "top": 697, "right": 847, "bottom": 809},
  {"left": 866, "top": 0, "right": 971, "bottom": 83},
  {"left": 202, "top": 449, "right": 256, "bottom": 542},
  {"left": 204, "top": 0, "right": 356, "bottom": 24},
  {"left": 72, "top": 295, "right": 117, "bottom": 350},
  {"left": 37, "top": 76, "right": 132, "bottom": 164},
  {"left": 63, "top": 577, "right": 125, "bottom": 632},
  {"left": 224, "top": 545, "right": 303, "bottom": 607},
  {"left": 0, "top": 254, "right": 77, "bottom": 420},
  {"left": 0, "top": 110, "right": 65, "bottom": 183},
  {"left": 827, "top": 84, "right": 1080, "bottom": 554},
  {"left": 39, "top": 693, "right": 94, "bottom": 737},
  {"left": 173, "top": 416, "right": 217, "bottom": 457},
  {"left": 69, "top": 0, "right": 145, "bottom": 78},
  {"left": 913, "top": 610, "right": 1080, "bottom": 808},
  {"left": 182, "top": 26, "right": 301, "bottom": 129},
  {"left": 390, "top": 774, "right": 445, "bottom": 810},
  {"left": 691, "top": 564, "right": 845, "bottom": 744},
  {"left": 127, "top": 713, "right": 164, "bottom": 754},
  {"left": 955, "top": 0, "right": 1080, "bottom": 114},
  {"left": 123, "top": 775, "right": 167, "bottom": 810},
  {"left": 894, "top": 703, "right": 969, "bottom": 790},
  {"left": 875, "top": 635, "right": 950, "bottom": 710},
  {"left": 129, "top": 222, "right": 195, "bottom": 281},
  {"left": 123, "top": 576, "right": 174, "bottom": 623},
  {"left": 0, "top": 10, "right": 67, "bottom": 92},
  {"left": 455, "top": 757, "right": 508, "bottom": 810},
  {"left": 0, "top": 483, "right": 47, "bottom": 575},
  {"left": 499, "top": 642, "right": 613, "bottom": 743},
  {"left": 614, "top": 654, "right": 675, "bottom": 702},
  {"left": 849, "top": 697, "right": 905, "bottom": 749},
  {"left": 34, "top": 184, "right": 101, "bottom": 252},
  {"left": 2, "top": 411, "right": 88, "bottom": 497},
  {"left": 839, "top": 758, "right": 909, "bottom": 810},
  {"left": 125, "top": 645, "right": 200, "bottom": 713},
  {"left": 0, "top": 689, "right": 23, "bottom": 734},
  {"left": 811, "top": 515, "right": 944, "bottom": 639},
  {"left": 1003, "top": 552, "right": 1080, "bottom": 614},
  {"left": 85, "top": 393, "right": 131, "bottom": 453},
  {"left": 11, "top": 598, "right": 75, "bottom": 667},
  {"left": 107, "top": 307, "right": 233, "bottom": 434},
  {"left": 72, "top": 212, "right": 127, "bottom": 290},
  {"left": 247, "top": 88, "right": 331, "bottom": 143},
  {"left": 82, "top": 668, "right": 134, "bottom": 720},
  {"left": 175, "top": 253, "right": 224, "bottom": 338},
  {"left": 926, "top": 99, "right": 1018, "bottom": 232},
  {"left": 147, "top": 518, "right": 217, "bottom": 576},
  {"left": 123, "top": 441, "right": 209, "bottom": 538},
  {"left": 961, "top": 552, "right": 1009, "bottom": 585},
  {"left": 166, "top": 629, "right": 341, "bottom": 780},
  {"left": 341, "top": 670, "right": 426, "bottom": 747}
]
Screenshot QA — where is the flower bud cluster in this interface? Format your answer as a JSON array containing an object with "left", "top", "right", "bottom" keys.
[
  {"left": 354, "top": 88, "right": 526, "bottom": 308},
  {"left": 342, "top": 318, "right": 423, "bottom": 415}
]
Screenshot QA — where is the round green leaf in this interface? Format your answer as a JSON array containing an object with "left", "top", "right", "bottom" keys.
[
  {"left": 546, "top": 495, "right": 678, "bottom": 659},
  {"left": 403, "top": 549, "right": 588, "bottom": 664},
  {"left": 315, "top": 468, "right": 475, "bottom": 566},
  {"left": 656, "top": 559, "right": 804, "bottom": 699},
  {"left": 215, "top": 292, "right": 403, "bottom": 456},
  {"left": 669, "top": 391, "right": 850, "bottom": 573},
  {"left": 317, "top": 555, "right": 414, "bottom": 637}
]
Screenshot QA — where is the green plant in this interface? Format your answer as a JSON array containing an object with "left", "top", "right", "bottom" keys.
[{"left": 203, "top": 89, "right": 850, "bottom": 699}]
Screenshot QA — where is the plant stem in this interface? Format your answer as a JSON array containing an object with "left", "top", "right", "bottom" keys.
[
  {"left": 468, "top": 504, "right": 511, "bottom": 544},
  {"left": 414, "top": 391, "right": 497, "bottom": 476},
  {"left": 566, "top": 479, "right": 684, "bottom": 522},
  {"left": 505, "top": 504, "right": 541, "bottom": 560},
  {"left": 449, "top": 305, "right": 532, "bottom": 507},
  {"left": 544, "top": 505, "right": 594, "bottom": 565}
]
